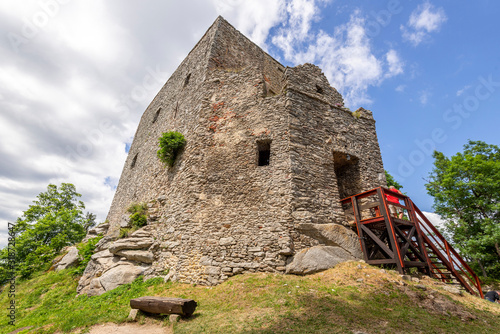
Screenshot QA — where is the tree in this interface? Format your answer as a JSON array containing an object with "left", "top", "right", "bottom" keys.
[
  {"left": 385, "top": 170, "right": 403, "bottom": 190},
  {"left": 0, "top": 183, "right": 95, "bottom": 281},
  {"left": 425, "top": 140, "right": 500, "bottom": 278}
]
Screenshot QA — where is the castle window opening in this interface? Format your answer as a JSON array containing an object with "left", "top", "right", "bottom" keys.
[
  {"left": 131, "top": 153, "right": 138, "bottom": 169},
  {"left": 316, "top": 84, "right": 324, "bottom": 94},
  {"left": 257, "top": 140, "right": 271, "bottom": 166},
  {"left": 152, "top": 108, "right": 161, "bottom": 123},
  {"left": 184, "top": 73, "right": 191, "bottom": 87},
  {"left": 333, "top": 151, "right": 360, "bottom": 199}
]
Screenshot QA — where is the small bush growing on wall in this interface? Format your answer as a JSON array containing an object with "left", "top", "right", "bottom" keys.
[
  {"left": 157, "top": 131, "right": 186, "bottom": 167},
  {"left": 127, "top": 203, "right": 148, "bottom": 228}
]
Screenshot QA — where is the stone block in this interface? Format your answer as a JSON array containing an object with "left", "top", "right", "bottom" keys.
[
  {"left": 286, "top": 246, "right": 355, "bottom": 275},
  {"left": 128, "top": 308, "right": 139, "bottom": 321}
]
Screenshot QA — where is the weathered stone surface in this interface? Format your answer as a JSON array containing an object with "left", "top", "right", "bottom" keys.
[
  {"left": 128, "top": 308, "right": 139, "bottom": 321},
  {"left": 99, "top": 264, "right": 146, "bottom": 292},
  {"left": 108, "top": 238, "right": 154, "bottom": 253},
  {"left": 77, "top": 16, "right": 386, "bottom": 294},
  {"left": 83, "top": 222, "right": 110, "bottom": 242},
  {"left": 219, "top": 237, "right": 235, "bottom": 246},
  {"left": 115, "top": 250, "right": 154, "bottom": 264},
  {"left": 297, "top": 223, "right": 363, "bottom": 258},
  {"left": 131, "top": 229, "right": 152, "bottom": 238},
  {"left": 54, "top": 246, "right": 79, "bottom": 271},
  {"left": 286, "top": 246, "right": 355, "bottom": 275},
  {"left": 442, "top": 285, "right": 463, "bottom": 295},
  {"left": 169, "top": 314, "right": 181, "bottom": 323},
  {"left": 94, "top": 236, "right": 115, "bottom": 252}
]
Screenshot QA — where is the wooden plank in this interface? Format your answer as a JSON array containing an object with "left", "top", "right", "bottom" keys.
[
  {"left": 130, "top": 297, "right": 197, "bottom": 316},
  {"left": 403, "top": 261, "right": 427, "bottom": 267},
  {"left": 378, "top": 188, "right": 404, "bottom": 273},
  {"left": 368, "top": 259, "right": 397, "bottom": 265},
  {"left": 352, "top": 197, "right": 370, "bottom": 263}
]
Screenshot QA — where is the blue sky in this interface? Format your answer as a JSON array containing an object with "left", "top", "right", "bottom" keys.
[{"left": 0, "top": 0, "right": 498, "bottom": 246}]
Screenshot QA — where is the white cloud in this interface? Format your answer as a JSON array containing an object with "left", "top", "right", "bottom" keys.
[
  {"left": 0, "top": 0, "right": 216, "bottom": 247},
  {"left": 423, "top": 211, "right": 445, "bottom": 230},
  {"left": 419, "top": 90, "right": 430, "bottom": 104},
  {"left": 212, "top": 0, "right": 286, "bottom": 48},
  {"left": 272, "top": 8, "right": 403, "bottom": 106},
  {"left": 456, "top": 85, "right": 472, "bottom": 97},
  {"left": 385, "top": 49, "right": 404, "bottom": 78},
  {"left": 401, "top": 2, "right": 447, "bottom": 46},
  {"left": 395, "top": 84, "right": 406, "bottom": 92}
]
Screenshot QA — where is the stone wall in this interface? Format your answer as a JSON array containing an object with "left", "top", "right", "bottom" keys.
[
  {"left": 78, "top": 16, "right": 386, "bottom": 295},
  {"left": 285, "top": 64, "right": 386, "bottom": 223}
]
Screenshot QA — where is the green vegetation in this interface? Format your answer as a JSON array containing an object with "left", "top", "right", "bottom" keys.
[
  {"left": 73, "top": 235, "right": 103, "bottom": 275},
  {"left": 426, "top": 140, "right": 500, "bottom": 279},
  {"left": 119, "top": 203, "right": 148, "bottom": 238},
  {"left": 385, "top": 170, "right": 403, "bottom": 190},
  {"left": 157, "top": 131, "right": 186, "bottom": 167},
  {"left": 1, "top": 262, "right": 499, "bottom": 333},
  {"left": 0, "top": 183, "right": 94, "bottom": 283},
  {"left": 0, "top": 271, "right": 165, "bottom": 333}
]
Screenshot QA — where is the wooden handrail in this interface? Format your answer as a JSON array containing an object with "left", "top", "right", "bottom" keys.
[{"left": 411, "top": 203, "right": 483, "bottom": 298}]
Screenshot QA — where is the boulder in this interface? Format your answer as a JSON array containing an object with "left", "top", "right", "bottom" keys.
[
  {"left": 286, "top": 245, "right": 355, "bottom": 275},
  {"left": 98, "top": 264, "right": 146, "bottom": 292},
  {"left": 94, "top": 236, "right": 116, "bottom": 252},
  {"left": 54, "top": 246, "right": 80, "bottom": 271},
  {"left": 115, "top": 250, "right": 154, "bottom": 264},
  {"left": 131, "top": 229, "right": 152, "bottom": 238},
  {"left": 91, "top": 249, "right": 121, "bottom": 267},
  {"left": 108, "top": 238, "right": 154, "bottom": 253},
  {"left": 297, "top": 223, "right": 363, "bottom": 258}
]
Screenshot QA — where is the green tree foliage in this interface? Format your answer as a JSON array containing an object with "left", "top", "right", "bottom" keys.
[
  {"left": 0, "top": 183, "right": 94, "bottom": 281},
  {"left": 425, "top": 140, "right": 500, "bottom": 278},
  {"left": 385, "top": 170, "right": 403, "bottom": 190},
  {"left": 157, "top": 131, "right": 186, "bottom": 167}
]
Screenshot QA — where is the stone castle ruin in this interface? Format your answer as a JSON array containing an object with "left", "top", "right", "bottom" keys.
[{"left": 78, "top": 16, "right": 386, "bottom": 296}]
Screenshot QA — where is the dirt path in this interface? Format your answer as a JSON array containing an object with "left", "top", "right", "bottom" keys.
[{"left": 86, "top": 322, "right": 173, "bottom": 334}]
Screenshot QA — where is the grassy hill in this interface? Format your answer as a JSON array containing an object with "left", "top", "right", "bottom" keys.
[{"left": 1, "top": 261, "right": 499, "bottom": 333}]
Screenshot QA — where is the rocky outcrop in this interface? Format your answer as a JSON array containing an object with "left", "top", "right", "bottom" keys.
[
  {"left": 77, "top": 228, "right": 156, "bottom": 296},
  {"left": 98, "top": 264, "right": 147, "bottom": 291},
  {"left": 54, "top": 246, "right": 79, "bottom": 271},
  {"left": 286, "top": 245, "right": 356, "bottom": 275},
  {"left": 115, "top": 250, "right": 154, "bottom": 264},
  {"left": 108, "top": 237, "right": 154, "bottom": 253},
  {"left": 82, "top": 222, "right": 110, "bottom": 243},
  {"left": 297, "top": 223, "right": 363, "bottom": 259}
]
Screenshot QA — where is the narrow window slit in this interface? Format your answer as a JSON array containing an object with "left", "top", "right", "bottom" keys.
[
  {"left": 153, "top": 108, "right": 161, "bottom": 123},
  {"left": 257, "top": 140, "right": 271, "bottom": 166},
  {"left": 131, "top": 153, "right": 138, "bottom": 168},
  {"left": 184, "top": 73, "right": 191, "bottom": 87}
]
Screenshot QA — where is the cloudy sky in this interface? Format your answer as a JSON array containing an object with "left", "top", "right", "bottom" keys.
[{"left": 1, "top": 0, "right": 498, "bottom": 247}]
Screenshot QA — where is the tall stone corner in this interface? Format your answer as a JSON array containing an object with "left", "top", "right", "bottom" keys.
[{"left": 77, "top": 16, "right": 386, "bottom": 295}]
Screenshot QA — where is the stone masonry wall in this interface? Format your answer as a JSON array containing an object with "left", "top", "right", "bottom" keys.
[
  {"left": 78, "top": 17, "right": 386, "bottom": 295},
  {"left": 285, "top": 64, "right": 386, "bottom": 226}
]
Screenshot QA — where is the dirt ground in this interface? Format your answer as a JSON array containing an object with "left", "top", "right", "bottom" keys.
[{"left": 85, "top": 322, "right": 172, "bottom": 334}]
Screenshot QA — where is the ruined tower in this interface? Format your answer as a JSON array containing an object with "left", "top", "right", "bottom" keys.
[{"left": 78, "top": 16, "right": 386, "bottom": 296}]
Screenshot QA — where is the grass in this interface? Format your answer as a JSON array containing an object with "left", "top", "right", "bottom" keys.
[{"left": 1, "top": 262, "right": 499, "bottom": 333}]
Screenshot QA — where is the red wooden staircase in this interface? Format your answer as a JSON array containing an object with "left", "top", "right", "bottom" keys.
[{"left": 341, "top": 187, "right": 483, "bottom": 298}]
